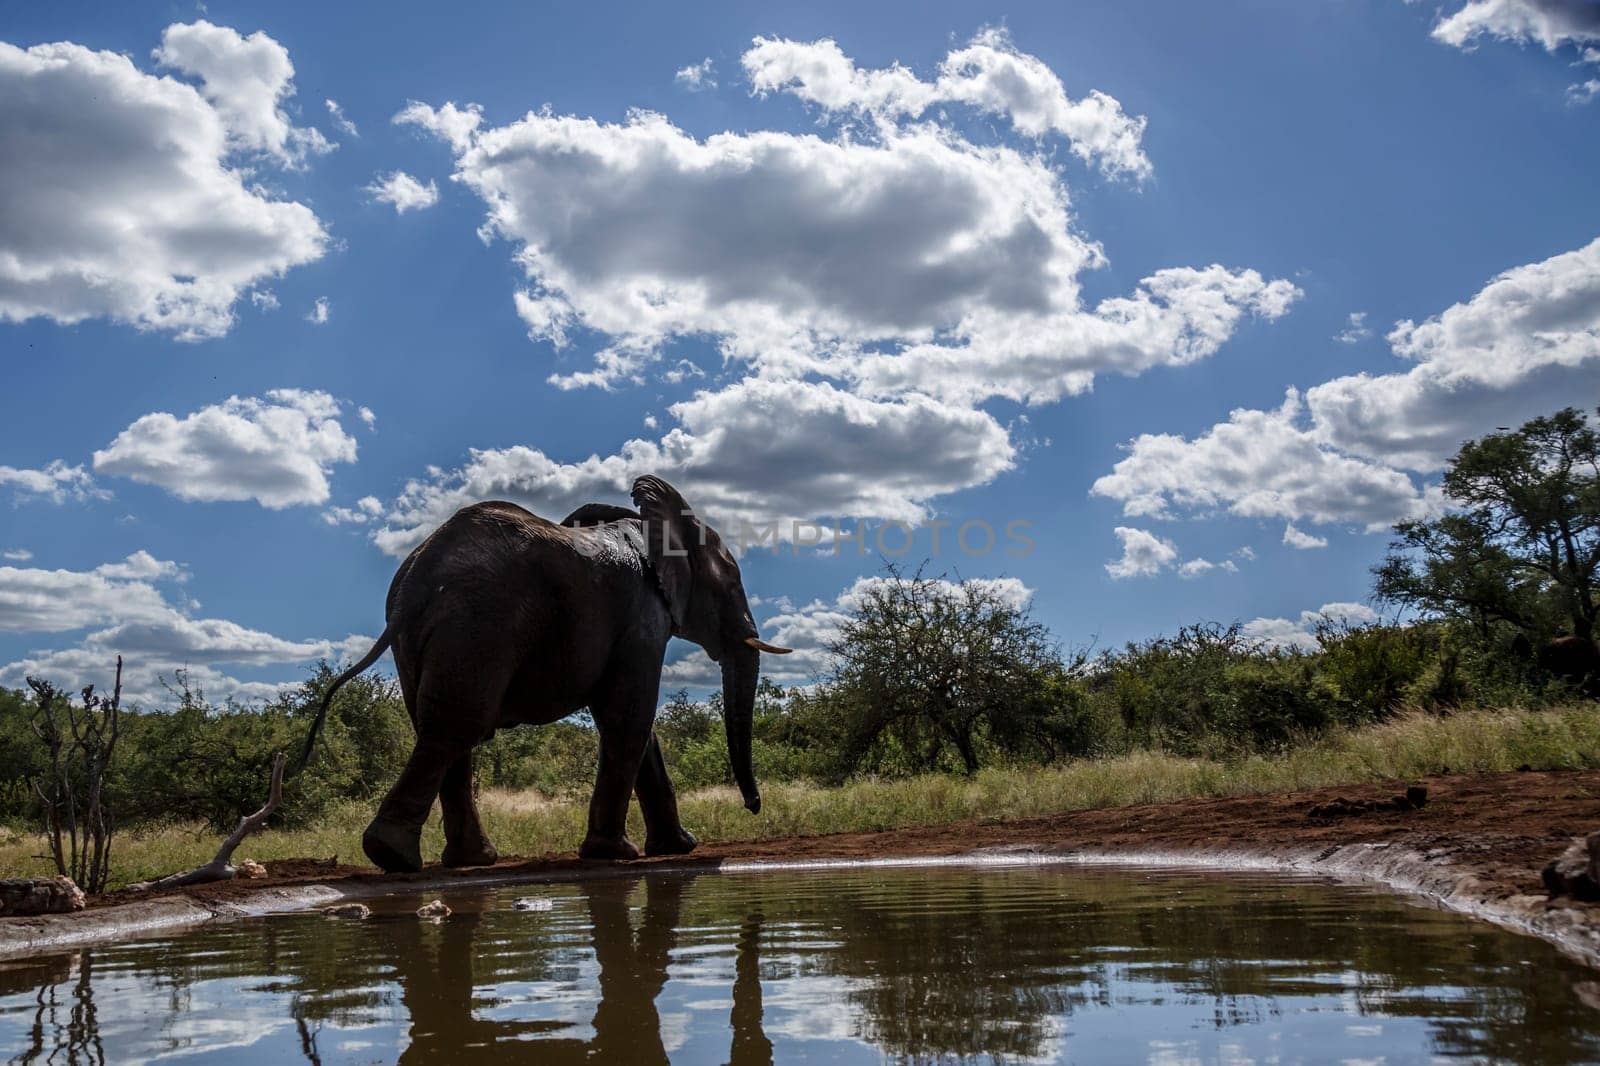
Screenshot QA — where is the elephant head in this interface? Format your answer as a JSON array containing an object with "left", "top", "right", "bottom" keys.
[{"left": 631, "top": 475, "right": 790, "bottom": 812}]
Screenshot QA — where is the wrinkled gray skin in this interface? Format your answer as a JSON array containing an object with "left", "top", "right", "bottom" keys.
[{"left": 300, "top": 475, "right": 778, "bottom": 872}]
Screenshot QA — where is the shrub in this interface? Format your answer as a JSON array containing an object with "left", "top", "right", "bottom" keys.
[
  {"left": 0, "top": 575, "right": 1582, "bottom": 837},
  {"left": 1312, "top": 622, "right": 1439, "bottom": 718},
  {"left": 479, "top": 722, "right": 599, "bottom": 796}
]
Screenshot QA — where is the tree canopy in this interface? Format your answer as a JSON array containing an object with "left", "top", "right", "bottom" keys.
[
  {"left": 824, "top": 568, "right": 1060, "bottom": 774},
  {"left": 1375, "top": 407, "right": 1600, "bottom": 642}
]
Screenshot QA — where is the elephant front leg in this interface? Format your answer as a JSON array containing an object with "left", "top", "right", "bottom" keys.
[
  {"left": 636, "top": 734, "right": 697, "bottom": 857},
  {"left": 580, "top": 713, "right": 650, "bottom": 861}
]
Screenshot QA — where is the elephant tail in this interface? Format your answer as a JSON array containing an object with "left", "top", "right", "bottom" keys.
[{"left": 291, "top": 625, "right": 395, "bottom": 777}]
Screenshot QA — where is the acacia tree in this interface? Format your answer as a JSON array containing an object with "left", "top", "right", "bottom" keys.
[
  {"left": 1375, "top": 407, "right": 1600, "bottom": 642},
  {"left": 825, "top": 567, "right": 1057, "bottom": 774}
]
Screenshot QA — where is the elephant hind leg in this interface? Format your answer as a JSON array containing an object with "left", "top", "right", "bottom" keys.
[
  {"left": 440, "top": 752, "right": 498, "bottom": 868},
  {"left": 364, "top": 741, "right": 452, "bottom": 873},
  {"left": 366, "top": 680, "right": 491, "bottom": 873}
]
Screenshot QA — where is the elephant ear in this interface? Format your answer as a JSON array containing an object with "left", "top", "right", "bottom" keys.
[{"left": 631, "top": 475, "right": 694, "bottom": 630}]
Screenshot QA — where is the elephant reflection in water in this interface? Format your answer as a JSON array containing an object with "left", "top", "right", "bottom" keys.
[
  {"left": 389, "top": 874, "right": 772, "bottom": 1066},
  {"left": 729, "top": 911, "right": 774, "bottom": 1065}
]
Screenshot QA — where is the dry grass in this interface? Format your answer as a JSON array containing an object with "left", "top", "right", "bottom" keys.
[
  {"left": 477, "top": 787, "right": 568, "bottom": 817},
  {"left": 2, "top": 706, "right": 1596, "bottom": 890}
]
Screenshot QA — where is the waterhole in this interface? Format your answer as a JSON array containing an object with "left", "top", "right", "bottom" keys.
[{"left": 2, "top": 864, "right": 1597, "bottom": 1064}]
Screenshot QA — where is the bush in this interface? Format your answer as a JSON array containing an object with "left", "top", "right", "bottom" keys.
[
  {"left": 0, "top": 573, "right": 1584, "bottom": 839},
  {"left": 1313, "top": 622, "right": 1440, "bottom": 717},
  {"left": 479, "top": 722, "right": 599, "bottom": 796},
  {"left": 1068, "top": 623, "right": 1336, "bottom": 755},
  {"left": 0, "top": 687, "right": 42, "bottom": 818},
  {"left": 654, "top": 680, "right": 814, "bottom": 789},
  {"left": 0, "top": 661, "right": 417, "bottom": 834}
]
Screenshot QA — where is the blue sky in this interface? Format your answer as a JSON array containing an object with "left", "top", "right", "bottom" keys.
[{"left": 3, "top": 0, "right": 1599, "bottom": 703}]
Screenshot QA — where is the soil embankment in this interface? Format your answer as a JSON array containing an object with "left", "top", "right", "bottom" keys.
[{"left": 4, "top": 768, "right": 1599, "bottom": 965}]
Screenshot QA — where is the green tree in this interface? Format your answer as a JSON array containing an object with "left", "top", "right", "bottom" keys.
[
  {"left": 824, "top": 567, "right": 1058, "bottom": 775},
  {"left": 1376, "top": 407, "right": 1600, "bottom": 642}
]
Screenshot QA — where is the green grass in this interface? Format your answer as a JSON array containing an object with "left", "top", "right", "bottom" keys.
[{"left": 4, "top": 706, "right": 1597, "bottom": 890}]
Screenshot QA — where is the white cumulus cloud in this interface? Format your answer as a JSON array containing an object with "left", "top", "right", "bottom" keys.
[
  {"left": 1241, "top": 602, "right": 1379, "bottom": 652},
  {"left": 1105, "top": 527, "right": 1179, "bottom": 579},
  {"left": 1094, "top": 236, "right": 1600, "bottom": 538},
  {"left": 849, "top": 264, "right": 1298, "bottom": 406},
  {"left": 0, "top": 461, "right": 103, "bottom": 504},
  {"left": 377, "top": 31, "right": 1292, "bottom": 551},
  {"left": 0, "top": 28, "right": 329, "bottom": 340},
  {"left": 743, "top": 29, "right": 1152, "bottom": 179},
  {"left": 1434, "top": 0, "right": 1600, "bottom": 50},
  {"left": 0, "top": 553, "right": 370, "bottom": 705},
  {"left": 1282, "top": 523, "right": 1329, "bottom": 550},
  {"left": 1430, "top": 0, "right": 1600, "bottom": 102},
  {"left": 394, "top": 99, "right": 482, "bottom": 150},
  {"left": 325, "top": 97, "right": 358, "bottom": 136},
  {"left": 398, "top": 33, "right": 1290, "bottom": 396},
  {"left": 1569, "top": 72, "right": 1600, "bottom": 105},
  {"left": 1334, "top": 311, "right": 1372, "bottom": 344},
  {"left": 1178, "top": 557, "right": 1238, "bottom": 579},
  {"left": 0, "top": 552, "right": 181, "bottom": 633},
  {"left": 674, "top": 57, "right": 716, "bottom": 90},
  {"left": 153, "top": 20, "right": 334, "bottom": 166},
  {"left": 1309, "top": 236, "right": 1600, "bottom": 471},
  {"left": 371, "top": 378, "right": 1014, "bottom": 556},
  {"left": 92, "top": 389, "right": 361, "bottom": 509},
  {"left": 322, "top": 495, "right": 385, "bottom": 526},
  {"left": 366, "top": 170, "right": 439, "bottom": 213},
  {"left": 1092, "top": 389, "right": 1439, "bottom": 531}
]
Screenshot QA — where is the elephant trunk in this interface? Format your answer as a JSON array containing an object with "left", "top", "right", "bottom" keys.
[{"left": 722, "top": 648, "right": 761, "bottom": 814}]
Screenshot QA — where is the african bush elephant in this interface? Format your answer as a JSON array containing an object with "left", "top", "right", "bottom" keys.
[
  {"left": 1538, "top": 634, "right": 1600, "bottom": 697},
  {"left": 298, "top": 475, "right": 790, "bottom": 873}
]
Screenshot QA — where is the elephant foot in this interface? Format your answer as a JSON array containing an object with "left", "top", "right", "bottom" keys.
[
  {"left": 578, "top": 834, "right": 641, "bottom": 862},
  {"left": 441, "top": 839, "right": 499, "bottom": 868},
  {"left": 645, "top": 827, "right": 698, "bottom": 857},
  {"left": 363, "top": 818, "right": 423, "bottom": 874}
]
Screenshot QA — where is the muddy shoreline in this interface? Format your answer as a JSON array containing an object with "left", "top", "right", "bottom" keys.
[{"left": 4, "top": 768, "right": 1598, "bottom": 965}]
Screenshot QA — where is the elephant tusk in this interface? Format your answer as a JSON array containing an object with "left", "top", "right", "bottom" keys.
[{"left": 745, "top": 636, "right": 793, "bottom": 654}]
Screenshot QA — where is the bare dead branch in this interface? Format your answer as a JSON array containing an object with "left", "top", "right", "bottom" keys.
[{"left": 127, "top": 752, "right": 286, "bottom": 893}]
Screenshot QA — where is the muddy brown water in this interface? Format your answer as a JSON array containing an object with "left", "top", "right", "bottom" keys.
[{"left": 2, "top": 863, "right": 1598, "bottom": 1064}]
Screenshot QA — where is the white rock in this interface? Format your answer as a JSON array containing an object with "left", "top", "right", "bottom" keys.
[{"left": 416, "top": 899, "right": 452, "bottom": 919}]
